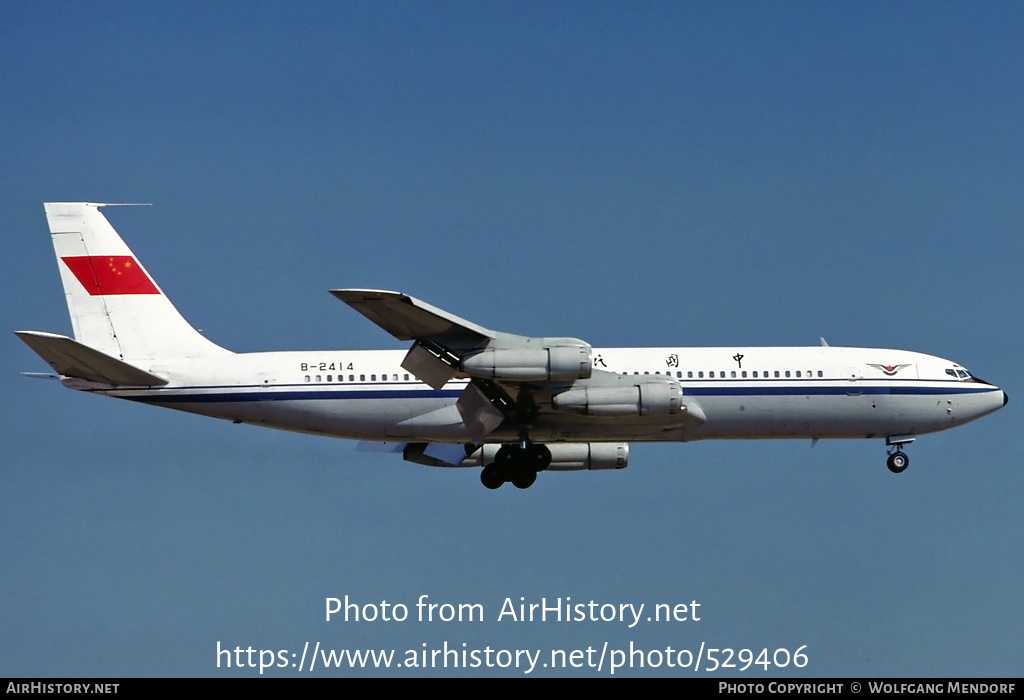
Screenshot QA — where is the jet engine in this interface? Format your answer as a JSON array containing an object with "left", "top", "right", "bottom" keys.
[
  {"left": 407, "top": 442, "right": 629, "bottom": 470},
  {"left": 552, "top": 381, "right": 682, "bottom": 416},
  {"left": 542, "top": 442, "right": 629, "bottom": 471},
  {"left": 460, "top": 345, "right": 592, "bottom": 382}
]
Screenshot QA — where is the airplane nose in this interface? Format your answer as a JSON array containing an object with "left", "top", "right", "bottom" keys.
[{"left": 1004, "top": 391, "right": 1009, "bottom": 407}]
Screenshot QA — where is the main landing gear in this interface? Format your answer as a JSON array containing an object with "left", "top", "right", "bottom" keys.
[
  {"left": 480, "top": 442, "right": 552, "bottom": 490},
  {"left": 885, "top": 435, "right": 914, "bottom": 474}
]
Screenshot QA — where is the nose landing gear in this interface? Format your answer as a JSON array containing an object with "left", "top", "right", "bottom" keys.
[{"left": 885, "top": 435, "right": 915, "bottom": 474}]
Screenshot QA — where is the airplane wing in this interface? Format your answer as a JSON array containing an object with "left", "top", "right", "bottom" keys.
[
  {"left": 332, "top": 288, "right": 516, "bottom": 396},
  {"left": 331, "top": 289, "right": 703, "bottom": 444},
  {"left": 329, "top": 289, "right": 494, "bottom": 346}
]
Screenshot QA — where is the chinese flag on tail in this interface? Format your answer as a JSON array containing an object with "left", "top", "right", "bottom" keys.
[{"left": 61, "top": 256, "right": 160, "bottom": 295}]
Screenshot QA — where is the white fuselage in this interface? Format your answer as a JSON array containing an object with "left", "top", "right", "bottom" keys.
[
  {"left": 72, "top": 345, "right": 1007, "bottom": 446},
  {"left": 29, "top": 203, "right": 1007, "bottom": 484}
]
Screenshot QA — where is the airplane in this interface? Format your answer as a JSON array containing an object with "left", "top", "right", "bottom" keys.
[{"left": 17, "top": 202, "right": 1008, "bottom": 489}]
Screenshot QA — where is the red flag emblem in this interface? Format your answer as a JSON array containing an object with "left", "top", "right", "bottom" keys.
[{"left": 61, "top": 256, "right": 160, "bottom": 295}]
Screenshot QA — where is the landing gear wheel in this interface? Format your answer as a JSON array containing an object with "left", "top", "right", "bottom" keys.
[
  {"left": 510, "top": 468, "right": 537, "bottom": 489},
  {"left": 480, "top": 464, "right": 505, "bottom": 489},
  {"left": 486, "top": 441, "right": 544, "bottom": 489},
  {"left": 494, "top": 445, "right": 517, "bottom": 468},
  {"left": 887, "top": 452, "right": 909, "bottom": 474}
]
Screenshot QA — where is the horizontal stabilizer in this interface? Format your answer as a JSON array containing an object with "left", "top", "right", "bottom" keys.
[
  {"left": 15, "top": 331, "right": 168, "bottom": 386},
  {"left": 330, "top": 289, "right": 493, "bottom": 346}
]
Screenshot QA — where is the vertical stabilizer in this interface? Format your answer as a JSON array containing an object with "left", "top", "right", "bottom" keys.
[{"left": 44, "top": 202, "right": 230, "bottom": 361}]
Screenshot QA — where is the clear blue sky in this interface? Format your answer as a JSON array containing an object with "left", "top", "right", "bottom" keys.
[{"left": 2, "top": 1, "right": 1021, "bottom": 677}]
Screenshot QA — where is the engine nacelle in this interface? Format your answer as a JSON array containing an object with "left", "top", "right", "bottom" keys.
[
  {"left": 552, "top": 381, "right": 682, "bottom": 416},
  {"left": 407, "top": 442, "right": 629, "bottom": 470},
  {"left": 460, "top": 345, "right": 591, "bottom": 382},
  {"left": 459, "top": 442, "right": 628, "bottom": 470},
  {"left": 544, "top": 442, "right": 629, "bottom": 471}
]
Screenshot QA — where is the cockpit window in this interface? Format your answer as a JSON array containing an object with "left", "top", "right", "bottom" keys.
[
  {"left": 956, "top": 370, "right": 969, "bottom": 379},
  {"left": 947, "top": 368, "right": 972, "bottom": 380}
]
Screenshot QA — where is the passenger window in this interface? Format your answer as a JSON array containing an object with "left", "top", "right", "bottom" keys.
[
  {"left": 795, "top": 371, "right": 801, "bottom": 378},
  {"left": 742, "top": 371, "right": 747, "bottom": 378},
  {"left": 731, "top": 371, "right": 736, "bottom": 378},
  {"left": 360, "top": 374, "right": 365, "bottom": 381},
  {"left": 315, "top": 375, "right": 322, "bottom": 382},
  {"left": 785, "top": 371, "right": 791, "bottom": 378},
  {"left": 304, "top": 375, "right": 310, "bottom": 383},
  {"left": 327, "top": 375, "right": 332, "bottom": 382},
  {"left": 774, "top": 371, "right": 780, "bottom": 378}
]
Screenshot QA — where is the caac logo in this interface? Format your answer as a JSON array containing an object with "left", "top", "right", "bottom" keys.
[{"left": 868, "top": 363, "right": 911, "bottom": 376}]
